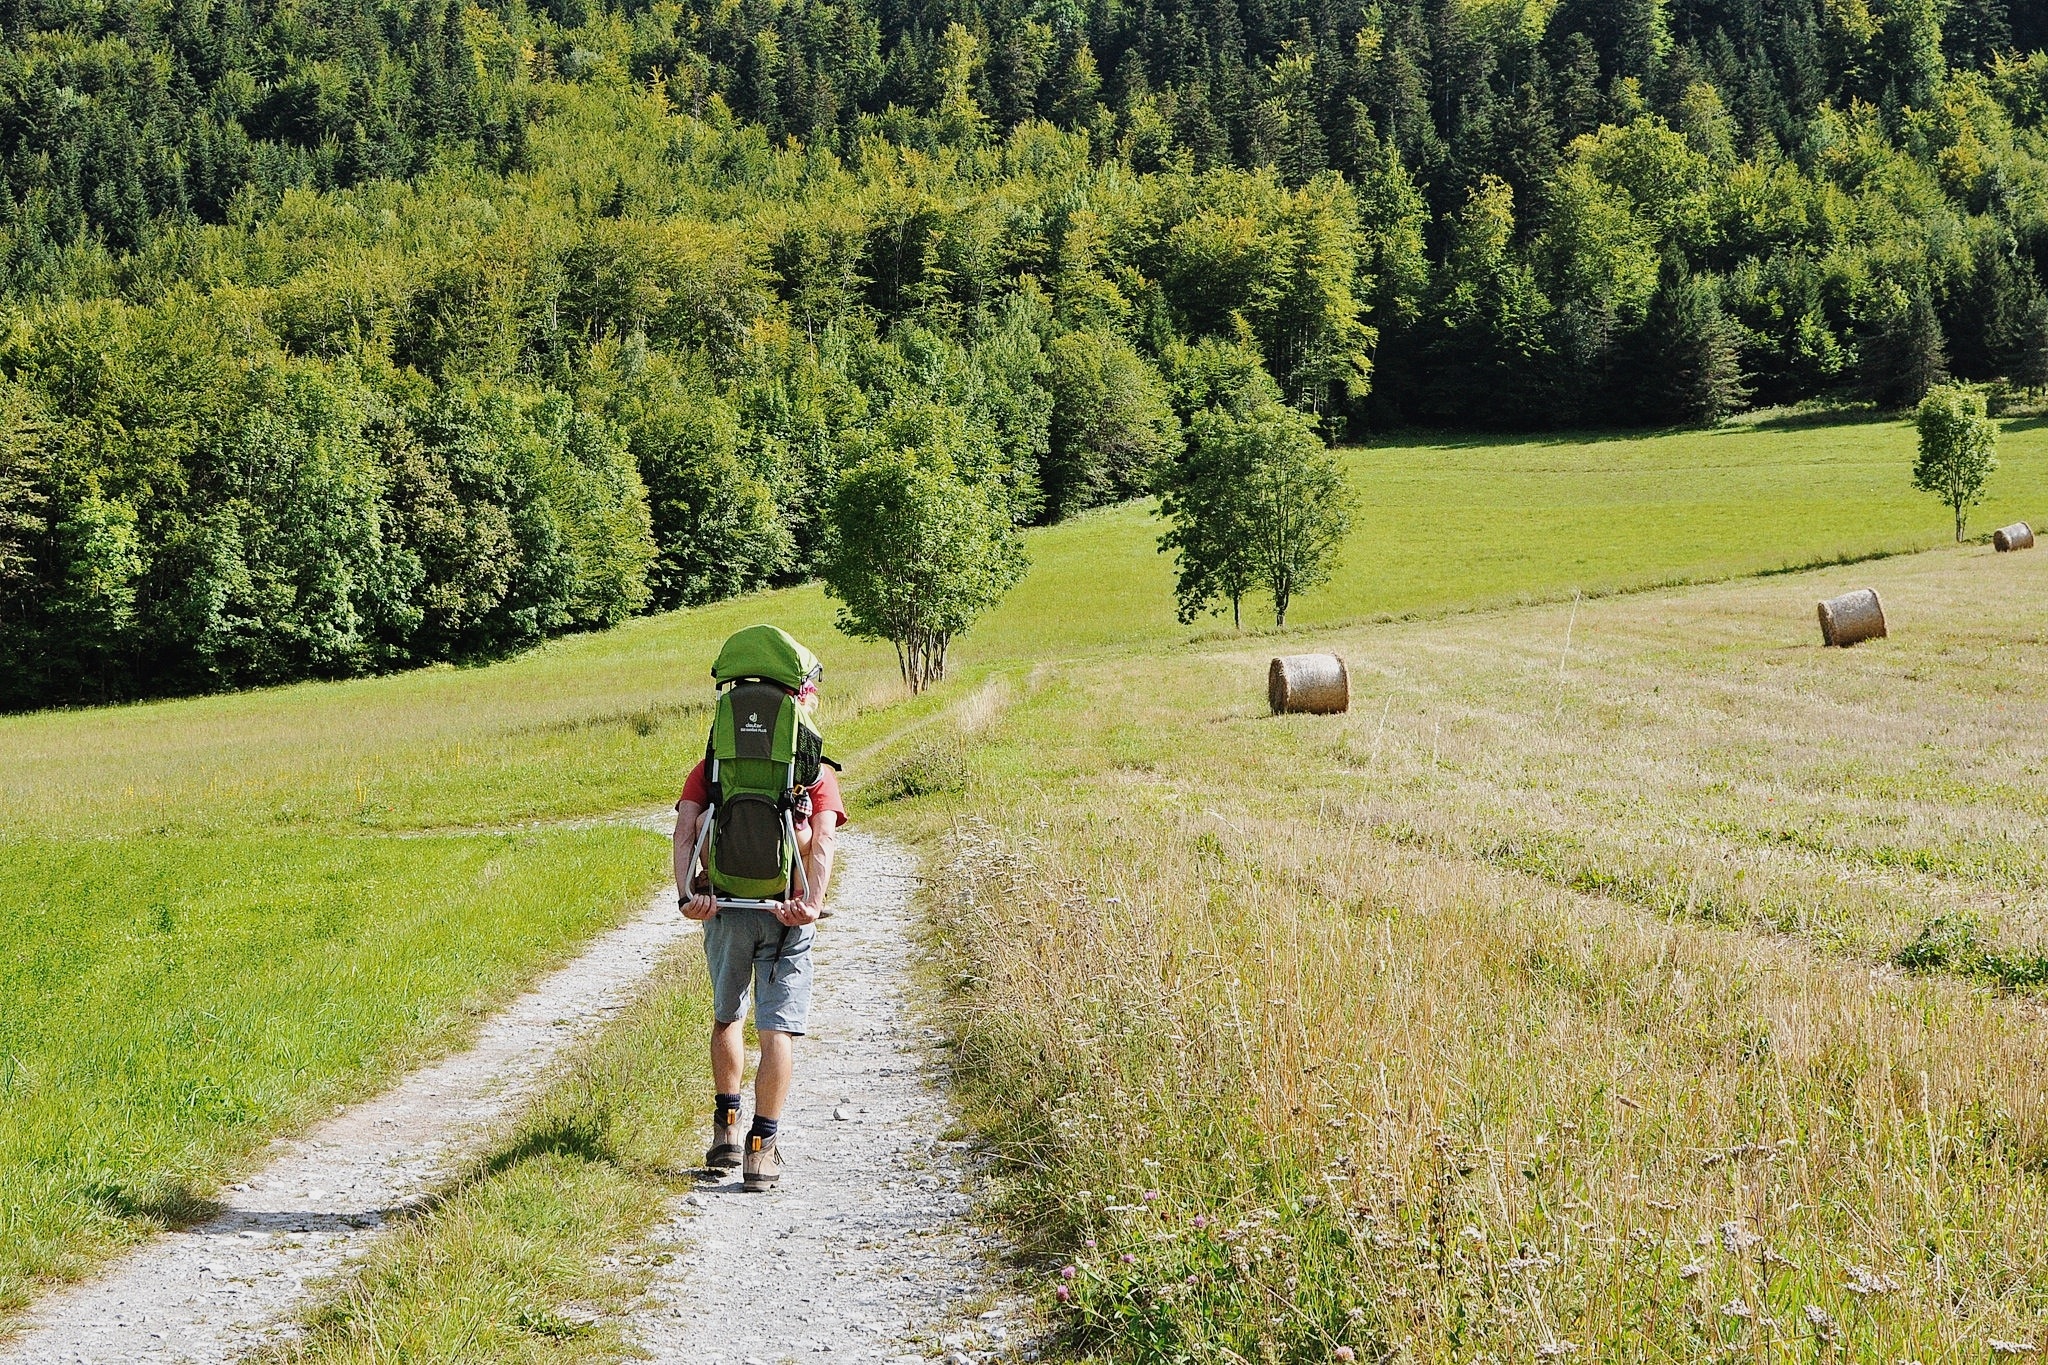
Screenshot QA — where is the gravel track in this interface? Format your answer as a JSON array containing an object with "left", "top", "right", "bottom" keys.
[
  {"left": 2, "top": 826, "right": 1010, "bottom": 1365},
  {"left": 0, "top": 873, "right": 697, "bottom": 1365},
  {"left": 628, "top": 831, "right": 1017, "bottom": 1365}
]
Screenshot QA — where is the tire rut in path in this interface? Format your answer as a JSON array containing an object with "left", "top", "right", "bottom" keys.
[
  {"left": 0, "top": 869, "right": 698, "bottom": 1365},
  {"left": 627, "top": 831, "right": 1015, "bottom": 1365}
]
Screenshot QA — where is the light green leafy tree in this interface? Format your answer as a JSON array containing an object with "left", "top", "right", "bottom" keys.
[
  {"left": 1157, "top": 398, "right": 1352, "bottom": 628},
  {"left": 1914, "top": 385, "right": 1999, "bottom": 542},
  {"left": 1155, "top": 406, "right": 1259, "bottom": 629},
  {"left": 1043, "top": 329, "right": 1182, "bottom": 521},
  {"left": 820, "top": 449, "right": 1027, "bottom": 691},
  {"left": 0, "top": 381, "right": 50, "bottom": 616}
]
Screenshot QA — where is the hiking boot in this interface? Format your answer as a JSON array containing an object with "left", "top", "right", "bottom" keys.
[
  {"left": 705, "top": 1105, "right": 742, "bottom": 1170},
  {"left": 743, "top": 1132, "right": 782, "bottom": 1191}
]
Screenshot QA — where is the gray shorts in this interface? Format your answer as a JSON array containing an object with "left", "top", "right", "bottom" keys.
[{"left": 703, "top": 907, "right": 815, "bottom": 1035}]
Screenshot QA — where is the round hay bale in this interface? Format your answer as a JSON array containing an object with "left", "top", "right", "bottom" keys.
[
  {"left": 1269, "top": 654, "right": 1350, "bottom": 715},
  {"left": 1817, "top": 588, "right": 1887, "bottom": 648},
  {"left": 1993, "top": 521, "right": 2035, "bottom": 552}
]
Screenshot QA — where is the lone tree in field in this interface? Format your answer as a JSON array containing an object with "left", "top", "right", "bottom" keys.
[
  {"left": 1156, "top": 408, "right": 1259, "bottom": 628},
  {"left": 1158, "top": 401, "right": 1353, "bottom": 628},
  {"left": 1914, "top": 385, "right": 1999, "bottom": 542},
  {"left": 821, "top": 450, "right": 1026, "bottom": 691}
]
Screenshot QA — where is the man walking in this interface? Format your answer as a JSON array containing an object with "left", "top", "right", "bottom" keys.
[{"left": 673, "top": 629, "right": 845, "bottom": 1192}]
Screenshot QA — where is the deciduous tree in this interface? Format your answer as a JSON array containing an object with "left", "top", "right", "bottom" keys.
[
  {"left": 1914, "top": 385, "right": 1999, "bottom": 542},
  {"left": 820, "top": 451, "right": 1027, "bottom": 691},
  {"left": 1156, "top": 399, "right": 1352, "bottom": 628},
  {"left": 1044, "top": 330, "right": 1182, "bottom": 521}
]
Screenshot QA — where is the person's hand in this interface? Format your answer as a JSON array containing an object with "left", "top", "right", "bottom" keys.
[
  {"left": 775, "top": 895, "right": 821, "bottom": 927},
  {"left": 682, "top": 892, "right": 718, "bottom": 921}
]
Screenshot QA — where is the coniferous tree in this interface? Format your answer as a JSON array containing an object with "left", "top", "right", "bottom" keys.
[
  {"left": 2013, "top": 294, "right": 2048, "bottom": 394},
  {"left": 1629, "top": 263, "right": 1748, "bottom": 425},
  {"left": 1860, "top": 286, "right": 1949, "bottom": 411}
]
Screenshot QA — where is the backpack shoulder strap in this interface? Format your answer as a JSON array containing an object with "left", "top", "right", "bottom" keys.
[{"left": 703, "top": 692, "right": 724, "bottom": 805}]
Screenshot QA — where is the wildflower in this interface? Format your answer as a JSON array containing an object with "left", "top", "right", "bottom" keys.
[
  {"left": 1679, "top": 1260, "right": 1707, "bottom": 1280},
  {"left": 1534, "top": 1341, "right": 1579, "bottom": 1359},
  {"left": 1804, "top": 1304, "right": 1839, "bottom": 1345},
  {"left": 1121, "top": 1253, "right": 1136, "bottom": 1265},
  {"left": 1721, "top": 1299, "right": 1753, "bottom": 1319},
  {"left": 1844, "top": 1266, "right": 1901, "bottom": 1297},
  {"left": 1719, "top": 1221, "right": 1761, "bottom": 1254},
  {"left": 1988, "top": 1341, "right": 2038, "bottom": 1356},
  {"left": 1142, "top": 1190, "right": 1160, "bottom": 1202},
  {"left": 1193, "top": 1214, "right": 1208, "bottom": 1229},
  {"left": 1084, "top": 1239, "right": 1097, "bottom": 1249},
  {"left": 1336, "top": 1349, "right": 1356, "bottom": 1361},
  {"left": 1060, "top": 1265, "right": 1076, "bottom": 1280},
  {"left": 1055, "top": 1284, "right": 1071, "bottom": 1304}
]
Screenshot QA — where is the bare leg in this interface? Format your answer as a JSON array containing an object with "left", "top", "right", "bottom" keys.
[
  {"left": 712, "top": 1020, "right": 745, "bottom": 1096},
  {"left": 753, "top": 1029, "right": 793, "bottom": 1120}
]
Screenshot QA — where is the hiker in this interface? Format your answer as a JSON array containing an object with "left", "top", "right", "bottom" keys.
[{"left": 673, "top": 625, "right": 845, "bottom": 1192}]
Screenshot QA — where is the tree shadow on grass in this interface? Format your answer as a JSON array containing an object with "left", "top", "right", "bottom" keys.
[
  {"left": 1738, "top": 406, "right": 1895, "bottom": 433},
  {"left": 76, "top": 1108, "right": 627, "bottom": 1244},
  {"left": 1361, "top": 406, "right": 1896, "bottom": 452}
]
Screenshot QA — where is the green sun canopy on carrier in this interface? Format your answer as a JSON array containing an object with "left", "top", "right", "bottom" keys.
[{"left": 712, "top": 624, "right": 821, "bottom": 691}]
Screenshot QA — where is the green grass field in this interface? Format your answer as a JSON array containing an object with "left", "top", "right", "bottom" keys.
[
  {"left": 5, "top": 411, "right": 2048, "bottom": 1352},
  {"left": 991, "top": 412, "right": 2048, "bottom": 656},
  {"left": 0, "top": 828, "right": 664, "bottom": 1309}
]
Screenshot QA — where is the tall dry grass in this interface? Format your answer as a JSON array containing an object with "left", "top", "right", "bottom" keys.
[{"left": 915, "top": 544, "right": 2048, "bottom": 1362}]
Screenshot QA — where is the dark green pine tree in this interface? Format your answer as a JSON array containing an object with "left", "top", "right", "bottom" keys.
[
  {"left": 1630, "top": 263, "right": 1749, "bottom": 426},
  {"left": 2011, "top": 292, "right": 2048, "bottom": 395},
  {"left": 1548, "top": 0, "right": 1667, "bottom": 81},
  {"left": 1859, "top": 287, "right": 1949, "bottom": 411},
  {"left": 1943, "top": 0, "right": 2011, "bottom": 70},
  {"left": 2016, "top": 0, "right": 2048, "bottom": 53}
]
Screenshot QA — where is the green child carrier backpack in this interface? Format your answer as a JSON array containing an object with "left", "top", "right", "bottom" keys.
[{"left": 684, "top": 625, "right": 831, "bottom": 907}]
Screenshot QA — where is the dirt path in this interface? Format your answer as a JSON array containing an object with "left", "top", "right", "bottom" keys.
[
  {"left": 628, "top": 832, "right": 1016, "bottom": 1365},
  {"left": 0, "top": 870, "right": 698, "bottom": 1365},
  {"left": 3, "top": 827, "right": 1007, "bottom": 1365}
]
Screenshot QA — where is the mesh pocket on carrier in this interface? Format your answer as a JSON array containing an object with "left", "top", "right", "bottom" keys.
[{"left": 713, "top": 793, "right": 790, "bottom": 886}]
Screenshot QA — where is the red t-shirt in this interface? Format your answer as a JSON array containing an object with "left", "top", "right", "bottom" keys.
[{"left": 675, "top": 760, "right": 847, "bottom": 829}]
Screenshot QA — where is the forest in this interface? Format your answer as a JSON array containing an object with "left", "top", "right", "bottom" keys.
[{"left": 1, "top": 0, "right": 2046, "bottom": 706}]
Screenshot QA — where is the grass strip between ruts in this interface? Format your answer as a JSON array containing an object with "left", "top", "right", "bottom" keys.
[{"left": 263, "top": 952, "right": 713, "bottom": 1364}]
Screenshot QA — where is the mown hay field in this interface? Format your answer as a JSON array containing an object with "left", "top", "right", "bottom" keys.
[
  {"left": 907, "top": 541, "right": 2048, "bottom": 1362},
  {"left": 2, "top": 412, "right": 2046, "bottom": 1340}
]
